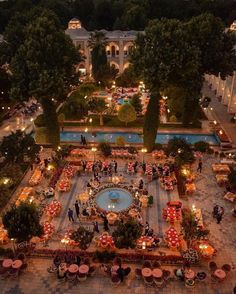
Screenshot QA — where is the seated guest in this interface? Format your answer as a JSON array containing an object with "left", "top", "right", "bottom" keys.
[
  {"left": 82, "top": 208, "right": 90, "bottom": 216},
  {"left": 76, "top": 255, "right": 81, "bottom": 266},
  {"left": 53, "top": 255, "right": 61, "bottom": 267}
]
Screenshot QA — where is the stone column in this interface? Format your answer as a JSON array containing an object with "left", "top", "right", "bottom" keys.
[
  {"left": 119, "top": 39, "right": 124, "bottom": 73},
  {"left": 228, "top": 72, "right": 236, "bottom": 113}
]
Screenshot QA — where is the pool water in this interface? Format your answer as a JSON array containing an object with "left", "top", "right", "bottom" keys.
[
  {"left": 117, "top": 98, "right": 130, "bottom": 105},
  {"left": 60, "top": 131, "right": 220, "bottom": 145},
  {"left": 96, "top": 188, "right": 133, "bottom": 212}
]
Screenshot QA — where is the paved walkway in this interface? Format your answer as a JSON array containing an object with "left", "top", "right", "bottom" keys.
[{"left": 202, "top": 81, "right": 236, "bottom": 146}]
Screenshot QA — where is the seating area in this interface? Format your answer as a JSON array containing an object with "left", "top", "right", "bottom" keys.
[{"left": 0, "top": 253, "right": 28, "bottom": 279}]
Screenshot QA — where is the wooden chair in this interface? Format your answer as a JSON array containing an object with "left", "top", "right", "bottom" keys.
[
  {"left": 154, "top": 277, "right": 165, "bottom": 288},
  {"left": 135, "top": 268, "right": 142, "bottom": 279},
  {"left": 9, "top": 268, "right": 19, "bottom": 279},
  {"left": 77, "top": 273, "right": 87, "bottom": 282},
  {"left": 88, "top": 266, "right": 96, "bottom": 277},
  {"left": 208, "top": 261, "right": 217, "bottom": 272},
  {"left": 143, "top": 276, "right": 154, "bottom": 287},
  {"left": 66, "top": 272, "right": 77, "bottom": 283},
  {"left": 111, "top": 275, "right": 121, "bottom": 287},
  {"left": 142, "top": 261, "right": 152, "bottom": 269},
  {"left": 222, "top": 264, "right": 231, "bottom": 273},
  {"left": 163, "top": 270, "right": 171, "bottom": 281},
  {"left": 152, "top": 261, "right": 161, "bottom": 268}
]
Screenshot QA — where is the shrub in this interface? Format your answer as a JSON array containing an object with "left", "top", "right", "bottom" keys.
[
  {"left": 128, "top": 146, "right": 137, "bottom": 154},
  {"left": 3, "top": 202, "right": 43, "bottom": 242},
  {"left": 71, "top": 226, "right": 94, "bottom": 250},
  {"left": 98, "top": 142, "right": 112, "bottom": 157},
  {"left": 153, "top": 143, "right": 163, "bottom": 151},
  {"left": 93, "top": 250, "right": 116, "bottom": 263},
  {"left": 194, "top": 141, "right": 210, "bottom": 153},
  {"left": 148, "top": 195, "right": 154, "bottom": 206},
  {"left": 112, "top": 219, "right": 142, "bottom": 249},
  {"left": 116, "top": 136, "right": 126, "bottom": 146},
  {"left": 169, "top": 115, "right": 177, "bottom": 122},
  {"left": 118, "top": 103, "right": 136, "bottom": 126},
  {"left": 35, "top": 127, "right": 49, "bottom": 144}
]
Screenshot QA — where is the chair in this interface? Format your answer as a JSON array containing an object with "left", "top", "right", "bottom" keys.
[
  {"left": 152, "top": 261, "right": 161, "bottom": 268},
  {"left": 20, "top": 263, "right": 28, "bottom": 273},
  {"left": 163, "top": 270, "right": 171, "bottom": 281},
  {"left": 88, "top": 266, "right": 96, "bottom": 277},
  {"left": 222, "top": 264, "right": 231, "bottom": 273},
  {"left": 142, "top": 261, "right": 152, "bottom": 268},
  {"left": 124, "top": 267, "right": 131, "bottom": 277},
  {"left": 83, "top": 257, "right": 90, "bottom": 266},
  {"left": 195, "top": 272, "right": 207, "bottom": 282},
  {"left": 111, "top": 275, "right": 121, "bottom": 287},
  {"left": 154, "top": 277, "right": 165, "bottom": 288},
  {"left": 143, "top": 276, "right": 154, "bottom": 287},
  {"left": 0, "top": 267, "right": 9, "bottom": 280},
  {"left": 208, "top": 261, "right": 217, "bottom": 272},
  {"left": 9, "top": 268, "right": 19, "bottom": 278},
  {"left": 66, "top": 272, "right": 77, "bottom": 283},
  {"left": 17, "top": 253, "right": 26, "bottom": 262},
  {"left": 135, "top": 268, "right": 142, "bottom": 279},
  {"left": 77, "top": 273, "right": 87, "bottom": 282}
]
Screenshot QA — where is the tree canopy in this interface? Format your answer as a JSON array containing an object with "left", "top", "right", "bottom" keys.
[
  {"left": 3, "top": 202, "right": 43, "bottom": 242},
  {"left": 118, "top": 103, "right": 137, "bottom": 126}
]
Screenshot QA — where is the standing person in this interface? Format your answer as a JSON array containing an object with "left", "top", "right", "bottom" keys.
[
  {"left": 144, "top": 222, "right": 149, "bottom": 236},
  {"left": 93, "top": 221, "right": 99, "bottom": 233},
  {"left": 216, "top": 206, "right": 224, "bottom": 224},
  {"left": 104, "top": 217, "right": 109, "bottom": 231},
  {"left": 68, "top": 208, "right": 74, "bottom": 222},
  {"left": 197, "top": 159, "right": 203, "bottom": 173},
  {"left": 114, "top": 160, "right": 118, "bottom": 173},
  {"left": 80, "top": 135, "right": 84, "bottom": 145},
  {"left": 74, "top": 200, "right": 80, "bottom": 218},
  {"left": 213, "top": 205, "right": 219, "bottom": 219}
]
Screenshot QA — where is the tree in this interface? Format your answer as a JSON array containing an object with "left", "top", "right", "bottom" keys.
[
  {"left": 9, "top": 12, "right": 81, "bottom": 148},
  {"left": 115, "top": 65, "right": 139, "bottom": 87},
  {"left": 3, "top": 202, "right": 43, "bottom": 242},
  {"left": 121, "top": 5, "right": 147, "bottom": 30},
  {"left": 0, "top": 130, "right": 40, "bottom": 164},
  {"left": 88, "top": 97, "right": 108, "bottom": 126},
  {"left": 0, "top": 68, "right": 11, "bottom": 102},
  {"left": 98, "top": 141, "right": 112, "bottom": 156},
  {"left": 181, "top": 208, "right": 209, "bottom": 248},
  {"left": 61, "top": 92, "right": 88, "bottom": 120},
  {"left": 112, "top": 219, "right": 142, "bottom": 249},
  {"left": 118, "top": 103, "right": 136, "bottom": 126},
  {"left": 71, "top": 226, "right": 94, "bottom": 250},
  {"left": 130, "top": 93, "right": 142, "bottom": 114},
  {"left": 130, "top": 19, "right": 200, "bottom": 148},
  {"left": 88, "top": 31, "right": 118, "bottom": 85},
  {"left": 58, "top": 113, "right": 65, "bottom": 131},
  {"left": 143, "top": 92, "right": 160, "bottom": 151}
]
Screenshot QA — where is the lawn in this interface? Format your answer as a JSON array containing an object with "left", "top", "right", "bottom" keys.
[{"left": 63, "top": 115, "right": 201, "bottom": 129}]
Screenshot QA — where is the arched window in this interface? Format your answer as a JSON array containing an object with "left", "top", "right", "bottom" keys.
[{"left": 111, "top": 46, "right": 116, "bottom": 57}]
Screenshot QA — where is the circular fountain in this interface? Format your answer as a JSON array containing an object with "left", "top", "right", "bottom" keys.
[{"left": 96, "top": 188, "right": 133, "bottom": 212}]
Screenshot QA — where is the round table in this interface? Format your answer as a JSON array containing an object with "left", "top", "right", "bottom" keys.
[
  {"left": 2, "top": 259, "right": 13, "bottom": 268},
  {"left": 184, "top": 269, "right": 195, "bottom": 280},
  {"left": 12, "top": 260, "right": 23, "bottom": 269},
  {"left": 152, "top": 268, "right": 163, "bottom": 278},
  {"left": 142, "top": 267, "right": 152, "bottom": 277},
  {"left": 79, "top": 264, "right": 89, "bottom": 274},
  {"left": 214, "top": 269, "right": 226, "bottom": 280},
  {"left": 68, "top": 264, "right": 79, "bottom": 273}
]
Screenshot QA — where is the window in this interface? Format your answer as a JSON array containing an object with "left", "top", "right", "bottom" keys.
[
  {"left": 116, "top": 50, "right": 119, "bottom": 56},
  {"left": 111, "top": 46, "right": 116, "bottom": 57},
  {"left": 107, "top": 50, "right": 111, "bottom": 56}
]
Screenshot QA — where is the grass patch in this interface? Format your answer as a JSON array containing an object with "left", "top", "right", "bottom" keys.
[{"left": 63, "top": 115, "right": 201, "bottom": 129}]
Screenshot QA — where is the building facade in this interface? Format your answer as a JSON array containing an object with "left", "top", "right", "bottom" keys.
[
  {"left": 65, "top": 18, "right": 142, "bottom": 75},
  {"left": 205, "top": 21, "right": 236, "bottom": 114}
]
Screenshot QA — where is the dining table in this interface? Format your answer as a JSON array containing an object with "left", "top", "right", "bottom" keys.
[
  {"left": 184, "top": 269, "right": 195, "bottom": 279},
  {"left": 142, "top": 267, "right": 152, "bottom": 277},
  {"left": 214, "top": 269, "right": 226, "bottom": 280},
  {"left": 2, "top": 259, "right": 13, "bottom": 268},
  {"left": 68, "top": 264, "right": 79, "bottom": 274},
  {"left": 165, "top": 206, "right": 180, "bottom": 222},
  {"left": 79, "top": 264, "right": 89, "bottom": 274},
  {"left": 152, "top": 268, "right": 163, "bottom": 278},
  {"left": 12, "top": 260, "right": 23, "bottom": 269}
]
